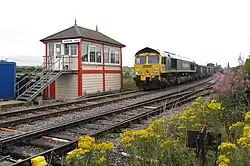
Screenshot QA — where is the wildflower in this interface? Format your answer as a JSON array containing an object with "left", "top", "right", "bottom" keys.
[
  {"left": 120, "top": 135, "right": 134, "bottom": 147},
  {"left": 195, "top": 96, "right": 202, "bottom": 102},
  {"left": 229, "top": 122, "right": 244, "bottom": 131},
  {"left": 245, "top": 111, "right": 250, "bottom": 122},
  {"left": 218, "top": 142, "right": 236, "bottom": 154},
  {"left": 243, "top": 125, "right": 250, "bottom": 137},
  {"left": 237, "top": 136, "right": 250, "bottom": 148},
  {"left": 78, "top": 136, "right": 95, "bottom": 150},
  {"left": 217, "top": 154, "right": 230, "bottom": 166},
  {"left": 207, "top": 99, "right": 222, "bottom": 111},
  {"left": 94, "top": 142, "right": 114, "bottom": 152}
]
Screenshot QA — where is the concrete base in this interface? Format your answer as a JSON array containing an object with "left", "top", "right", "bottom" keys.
[
  {"left": 0, "top": 100, "right": 25, "bottom": 110},
  {"left": 33, "top": 95, "right": 43, "bottom": 105}
]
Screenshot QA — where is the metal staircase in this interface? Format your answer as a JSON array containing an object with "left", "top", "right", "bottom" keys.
[{"left": 15, "top": 57, "right": 69, "bottom": 102}]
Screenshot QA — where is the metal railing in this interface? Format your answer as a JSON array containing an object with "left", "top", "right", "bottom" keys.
[
  {"left": 16, "top": 57, "right": 64, "bottom": 100},
  {"left": 16, "top": 56, "right": 73, "bottom": 99},
  {"left": 15, "top": 63, "right": 46, "bottom": 97}
]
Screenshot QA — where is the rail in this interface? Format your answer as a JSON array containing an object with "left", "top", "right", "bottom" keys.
[{"left": 7, "top": 87, "right": 213, "bottom": 166}]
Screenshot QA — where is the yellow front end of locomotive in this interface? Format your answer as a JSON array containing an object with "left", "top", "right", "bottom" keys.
[
  {"left": 133, "top": 52, "right": 164, "bottom": 89},
  {"left": 134, "top": 64, "right": 161, "bottom": 81}
]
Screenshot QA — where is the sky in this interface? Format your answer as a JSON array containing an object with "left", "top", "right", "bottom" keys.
[{"left": 0, "top": 0, "right": 250, "bottom": 67}]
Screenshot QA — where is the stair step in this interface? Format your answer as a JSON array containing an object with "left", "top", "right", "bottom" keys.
[
  {"left": 31, "top": 88, "right": 41, "bottom": 92},
  {"left": 17, "top": 96, "right": 29, "bottom": 101},
  {"left": 25, "top": 91, "right": 36, "bottom": 95},
  {"left": 22, "top": 93, "right": 32, "bottom": 97}
]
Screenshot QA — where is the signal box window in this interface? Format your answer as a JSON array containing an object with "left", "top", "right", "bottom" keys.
[
  {"left": 70, "top": 44, "right": 77, "bottom": 55},
  {"left": 115, "top": 50, "right": 120, "bottom": 64},
  {"left": 48, "top": 44, "right": 54, "bottom": 56},
  {"left": 110, "top": 50, "right": 116, "bottom": 63},
  {"left": 96, "top": 47, "right": 102, "bottom": 63},
  {"left": 82, "top": 44, "right": 88, "bottom": 62},
  {"left": 104, "top": 48, "right": 109, "bottom": 63},
  {"left": 89, "top": 46, "right": 96, "bottom": 62},
  {"left": 136, "top": 56, "right": 146, "bottom": 64},
  {"left": 64, "top": 44, "right": 69, "bottom": 55},
  {"left": 148, "top": 56, "right": 159, "bottom": 64},
  {"left": 56, "top": 44, "right": 61, "bottom": 57}
]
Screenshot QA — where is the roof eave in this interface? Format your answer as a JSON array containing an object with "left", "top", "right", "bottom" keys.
[{"left": 41, "top": 36, "right": 125, "bottom": 47}]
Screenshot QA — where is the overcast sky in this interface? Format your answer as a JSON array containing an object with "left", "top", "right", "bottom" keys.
[{"left": 0, "top": 0, "right": 250, "bottom": 67}]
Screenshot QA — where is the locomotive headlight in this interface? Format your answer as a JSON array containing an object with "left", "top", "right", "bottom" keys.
[
  {"left": 154, "top": 71, "right": 160, "bottom": 75},
  {"left": 135, "top": 72, "right": 140, "bottom": 75}
]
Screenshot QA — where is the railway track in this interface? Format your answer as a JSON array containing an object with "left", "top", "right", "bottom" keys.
[
  {"left": 0, "top": 90, "right": 151, "bottom": 128},
  {"left": 0, "top": 79, "right": 215, "bottom": 166},
  {"left": 0, "top": 78, "right": 213, "bottom": 134}
]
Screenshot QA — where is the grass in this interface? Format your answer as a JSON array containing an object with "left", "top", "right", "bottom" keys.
[{"left": 123, "top": 75, "right": 137, "bottom": 91}]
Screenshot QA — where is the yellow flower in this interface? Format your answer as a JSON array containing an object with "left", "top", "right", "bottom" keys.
[
  {"left": 120, "top": 135, "right": 134, "bottom": 147},
  {"left": 229, "top": 122, "right": 244, "bottom": 131},
  {"left": 218, "top": 142, "right": 236, "bottom": 154},
  {"left": 94, "top": 142, "right": 114, "bottom": 152},
  {"left": 237, "top": 136, "right": 250, "bottom": 148},
  {"left": 245, "top": 111, "right": 250, "bottom": 122},
  {"left": 207, "top": 100, "right": 222, "bottom": 111},
  {"left": 78, "top": 136, "right": 95, "bottom": 150},
  {"left": 195, "top": 96, "right": 202, "bottom": 102},
  {"left": 217, "top": 154, "right": 230, "bottom": 165},
  {"left": 243, "top": 125, "right": 250, "bottom": 137}
]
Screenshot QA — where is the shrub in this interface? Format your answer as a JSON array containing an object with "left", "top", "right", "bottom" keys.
[
  {"left": 214, "top": 56, "right": 250, "bottom": 132},
  {"left": 66, "top": 136, "right": 114, "bottom": 166},
  {"left": 120, "top": 97, "right": 224, "bottom": 166},
  {"left": 217, "top": 111, "right": 250, "bottom": 166}
]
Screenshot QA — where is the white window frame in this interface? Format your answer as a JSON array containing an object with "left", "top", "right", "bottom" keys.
[
  {"left": 70, "top": 44, "right": 78, "bottom": 56},
  {"left": 96, "top": 46, "right": 102, "bottom": 64},
  {"left": 107, "top": 48, "right": 120, "bottom": 66},
  {"left": 63, "top": 43, "right": 78, "bottom": 57},
  {"left": 82, "top": 44, "right": 102, "bottom": 64},
  {"left": 88, "top": 45, "right": 96, "bottom": 63},
  {"left": 115, "top": 50, "right": 120, "bottom": 64},
  {"left": 48, "top": 43, "right": 55, "bottom": 56},
  {"left": 82, "top": 44, "right": 89, "bottom": 63},
  {"left": 109, "top": 48, "right": 116, "bottom": 64},
  {"left": 104, "top": 47, "right": 110, "bottom": 65},
  {"left": 55, "top": 43, "right": 62, "bottom": 57}
]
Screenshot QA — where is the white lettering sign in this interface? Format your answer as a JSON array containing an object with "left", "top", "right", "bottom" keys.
[{"left": 62, "top": 38, "right": 81, "bottom": 44}]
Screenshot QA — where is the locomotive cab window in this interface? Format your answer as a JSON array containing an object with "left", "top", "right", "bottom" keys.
[
  {"left": 135, "top": 56, "right": 146, "bottom": 64},
  {"left": 148, "top": 55, "right": 159, "bottom": 64}
]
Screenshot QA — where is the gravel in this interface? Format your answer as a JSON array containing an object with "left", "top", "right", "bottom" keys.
[
  {"left": 0, "top": 131, "right": 18, "bottom": 139},
  {"left": 2, "top": 78, "right": 212, "bottom": 138},
  {"left": 105, "top": 95, "right": 213, "bottom": 166}
]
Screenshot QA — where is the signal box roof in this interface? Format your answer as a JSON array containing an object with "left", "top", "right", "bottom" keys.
[{"left": 40, "top": 24, "right": 125, "bottom": 47}]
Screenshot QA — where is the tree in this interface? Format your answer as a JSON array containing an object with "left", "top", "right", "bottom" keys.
[{"left": 244, "top": 56, "right": 250, "bottom": 74}]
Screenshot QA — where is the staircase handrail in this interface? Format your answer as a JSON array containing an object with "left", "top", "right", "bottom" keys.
[
  {"left": 17, "top": 57, "right": 62, "bottom": 99},
  {"left": 15, "top": 65, "right": 47, "bottom": 97},
  {"left": 15, "top": 62, "right": 46, "bottom": 88}
]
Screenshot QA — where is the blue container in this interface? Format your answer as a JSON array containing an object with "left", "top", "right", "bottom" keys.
[{"left": 0, "top": 61, "right": 16, "bottom": 100}]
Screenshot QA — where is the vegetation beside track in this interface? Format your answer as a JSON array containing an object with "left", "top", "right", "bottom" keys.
[
  {"left": 66, "top": 57, "right": 250, "bottom": 166},
  {"left": 122, "top": 66, "right": 137, "bottom": 91}
]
